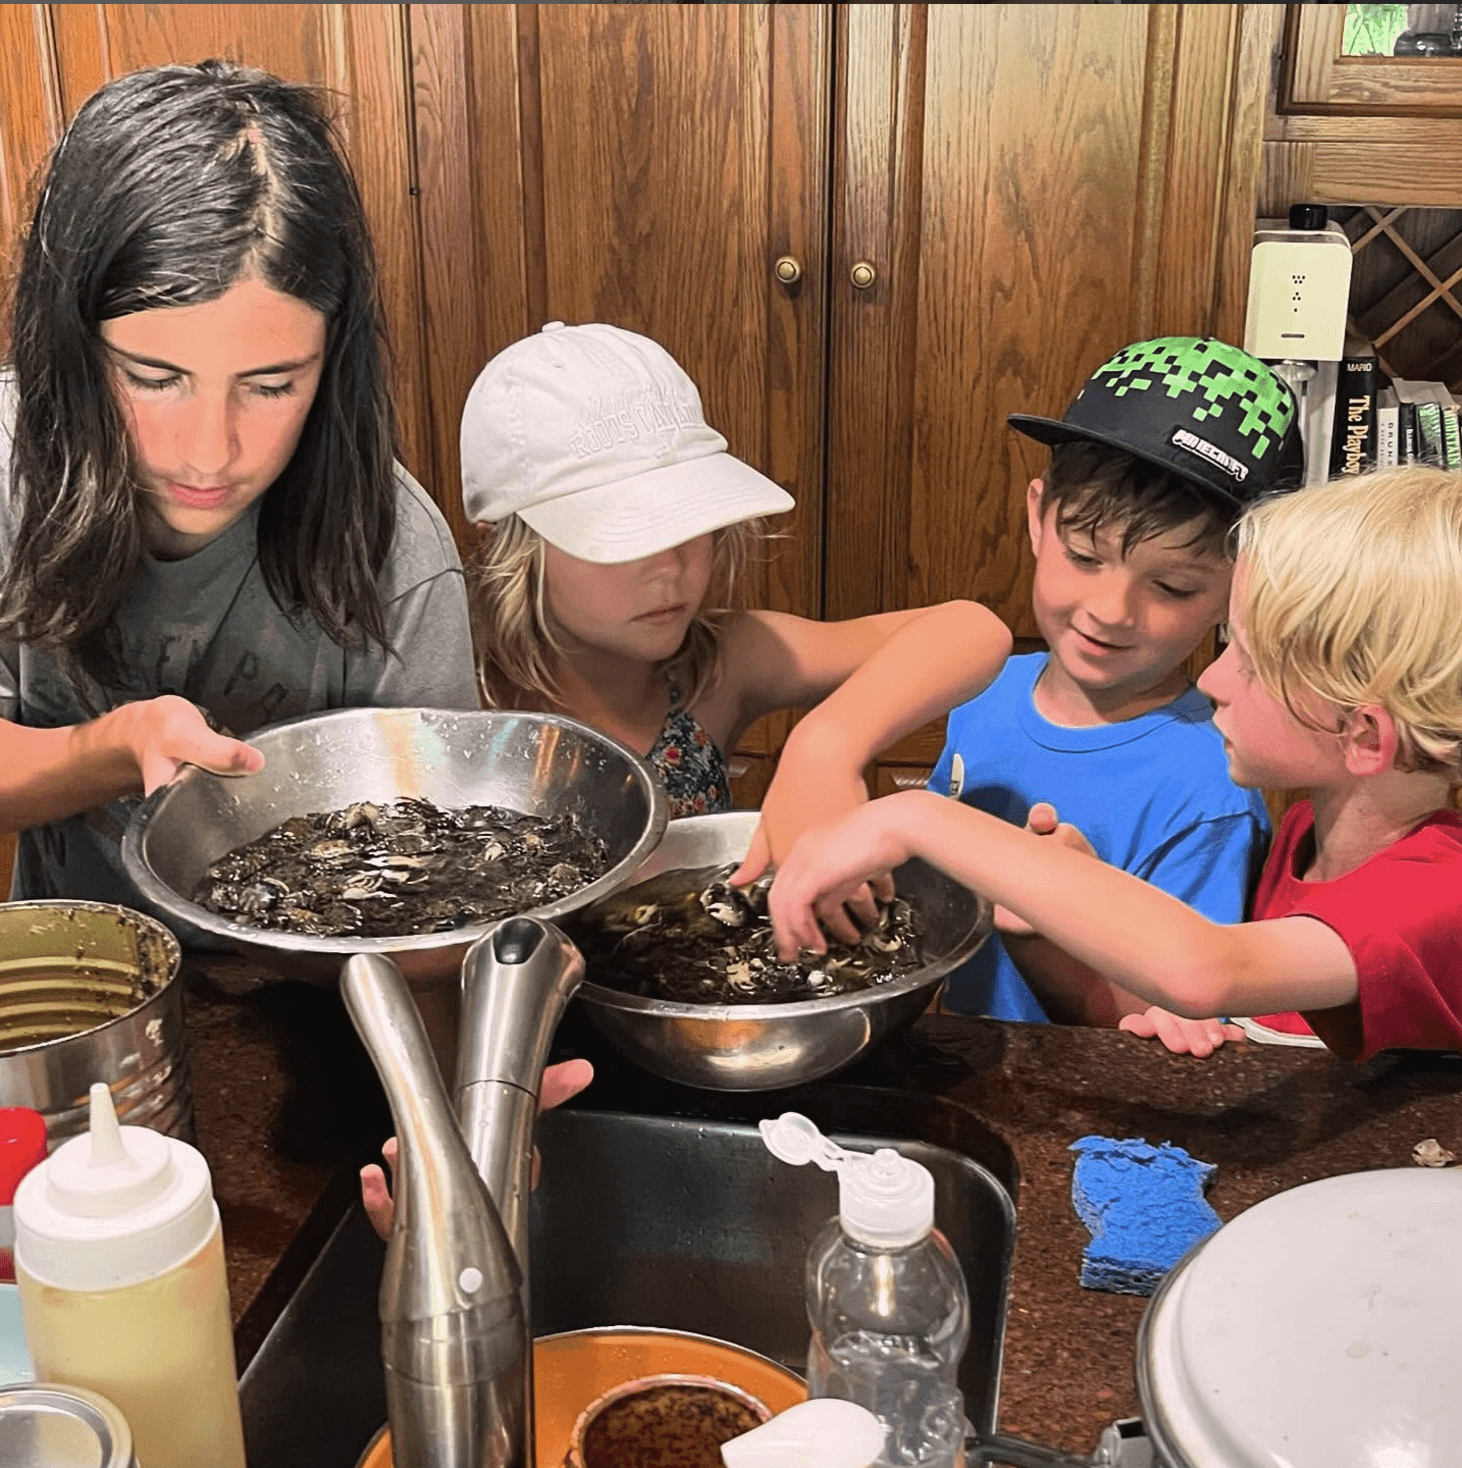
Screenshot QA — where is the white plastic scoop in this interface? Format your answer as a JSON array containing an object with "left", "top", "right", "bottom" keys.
[{"left": 720, "top": 1397, "right": 885, "bottom": 1468}]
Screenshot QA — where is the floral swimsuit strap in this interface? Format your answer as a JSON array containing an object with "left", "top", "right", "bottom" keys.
[{"left": 646, "top": 682, "right": 734, "bottom": 818}]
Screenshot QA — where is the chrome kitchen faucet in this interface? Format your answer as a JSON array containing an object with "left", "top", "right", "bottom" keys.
[{"left": 340, "top": 917, "right": 585, "bottom": 1468}]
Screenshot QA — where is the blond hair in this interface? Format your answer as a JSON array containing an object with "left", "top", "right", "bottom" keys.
[
  {"left": 467, "top": 515, "right": 765, "bottom": 712},
  {"left": 1236, "top": 464, "right": 1462, "bottom": 777}
]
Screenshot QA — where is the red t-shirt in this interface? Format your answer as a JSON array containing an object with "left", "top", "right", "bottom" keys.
[{"left": 1245, "top": 800, "right": 1462, "bottom": 1061}]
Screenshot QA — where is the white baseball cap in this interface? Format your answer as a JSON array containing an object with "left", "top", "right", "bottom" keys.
[{"left": 460, "top": 322, "right": 795, "bottom": 563}]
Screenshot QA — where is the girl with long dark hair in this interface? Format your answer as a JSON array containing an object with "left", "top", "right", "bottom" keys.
[{"left": 0, "top": 60, "right": 476, "bottom": 911}]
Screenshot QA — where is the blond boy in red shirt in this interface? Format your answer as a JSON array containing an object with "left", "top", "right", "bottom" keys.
[{"left": 769, "top": 464, "right": 1462, "bottom": 1063}]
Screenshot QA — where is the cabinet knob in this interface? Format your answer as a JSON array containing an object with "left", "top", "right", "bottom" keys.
[
  {"left": 774, "top": 255, "right": 803, "bottom": 285},
  {"left": 850, "top": 261, "right": 877, "bottom": 290}
]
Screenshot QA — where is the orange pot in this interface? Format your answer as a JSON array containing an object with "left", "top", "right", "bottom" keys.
[{"left": 356, "top": 1327, "right": 806, "bottom": 1468}]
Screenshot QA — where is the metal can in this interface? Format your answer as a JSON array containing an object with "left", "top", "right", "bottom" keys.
[
  {"left": 0, "top": 1381, "right": 137, "bottom": 1467},
  {"left": 0, "top": 902, "right": 191, "bottom": 1145}
]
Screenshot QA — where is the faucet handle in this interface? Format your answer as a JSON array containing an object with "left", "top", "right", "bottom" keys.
[
  {"left": 490, "top": 916, "right": 550, "bottom": 964},
  {"left": 454, "top": 918, "right": 585, "bottom": 1096}
]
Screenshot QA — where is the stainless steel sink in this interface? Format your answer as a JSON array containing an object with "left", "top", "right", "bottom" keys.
[{"left": 239, "top": 1087, "right": 1016, "bottom": 1468}]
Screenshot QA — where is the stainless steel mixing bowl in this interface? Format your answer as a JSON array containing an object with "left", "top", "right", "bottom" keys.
[
  {"left": 566, "top": 810, "right": 992, "bottom": 1090},
  {"left": 121, "top": 708, "right": 668, "bottom": 985}
]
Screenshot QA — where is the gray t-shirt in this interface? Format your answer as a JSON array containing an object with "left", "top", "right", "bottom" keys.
[{"left": 0, "top": 385, "right": 478, "bottom": 916}]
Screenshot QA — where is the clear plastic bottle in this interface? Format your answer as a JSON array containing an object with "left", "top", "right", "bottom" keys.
[
  {"left": 12, "top": 1082, "right": 247, "bottom": 1468},
  {"left": 761, "top": 1113, "right": 970, "bottom": 1468}
]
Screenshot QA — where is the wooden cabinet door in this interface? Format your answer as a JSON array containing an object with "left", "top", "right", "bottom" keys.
[
  {"left": 409, "top": 4, "right": 831, "bottom": 642},
  {"left": 1265, "top": 3, "right": 1462, "bottom": 209},
  {"left": 825, "top": 4, "right": 1265, "bottom": 761}
]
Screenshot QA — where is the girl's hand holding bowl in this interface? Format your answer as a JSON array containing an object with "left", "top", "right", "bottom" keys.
[{"left": 121, "top": 694, "right": 265, "bottom": 795}]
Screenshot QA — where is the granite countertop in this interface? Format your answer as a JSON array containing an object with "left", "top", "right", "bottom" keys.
[{"left": 189, "top": 954, "right": 1462, "bottom": 1456}]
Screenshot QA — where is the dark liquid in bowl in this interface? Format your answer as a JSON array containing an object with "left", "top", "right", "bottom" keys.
[
  {"left": 580, "top": 1382, "right": 766, "bottom": 1468},
  {"left": 567, "top": 863, "right": 927, "bottom": 1005},
  {"left": 194, "top": 797, "right": 611, "bottom": 938}
]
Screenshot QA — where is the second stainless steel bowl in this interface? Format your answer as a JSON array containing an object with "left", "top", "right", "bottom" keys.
[
  {"left": 566, "top": 811, "right": 992, "bottom": 1091},
  {"left": 121, "top": 707, "right": 668, "bottom": 985}
]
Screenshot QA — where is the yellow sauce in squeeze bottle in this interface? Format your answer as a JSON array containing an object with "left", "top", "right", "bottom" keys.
[{"left": 12, "top": 1082, "right": 247, "bottom": 1468}]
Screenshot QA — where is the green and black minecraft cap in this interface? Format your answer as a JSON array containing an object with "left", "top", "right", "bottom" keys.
[{"left": 1009, "top": 337, "right": 1304, "bottom": 510}]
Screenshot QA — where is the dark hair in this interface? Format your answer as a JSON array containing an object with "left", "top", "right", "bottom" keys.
[
  {"left": 1038, "top": 440, "right": 1234, "bottom": 559},
  {"left": 1, "top": 60, "right": 397, "bottom": 693}
]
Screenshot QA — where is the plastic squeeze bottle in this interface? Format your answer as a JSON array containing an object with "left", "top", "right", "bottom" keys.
[
  {"left": 761, "top": 1113, "right": 970, "bottom": 1468},
  {"left": 12, "top": 1083, "right": 247, "bottom": 1468}
]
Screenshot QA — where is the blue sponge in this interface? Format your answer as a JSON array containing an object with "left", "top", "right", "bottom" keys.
[{"left": 1069, "top": 1136, "right": 1221, "bottom": 1296}]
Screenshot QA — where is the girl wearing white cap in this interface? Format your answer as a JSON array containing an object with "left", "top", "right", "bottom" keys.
[{"left": 460, "top": 322, "right": 1013, "bottom": 889}]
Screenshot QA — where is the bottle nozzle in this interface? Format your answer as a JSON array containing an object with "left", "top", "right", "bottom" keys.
[
  {"left": 759, "top": 1112, "right": 935, "bottom": 1248},
  {"left": 87, "top": 1084, "right": 125, "bottom": 1169},
  {"left": 758, "top": 1113, "right": 851, "bottom": 1172}
]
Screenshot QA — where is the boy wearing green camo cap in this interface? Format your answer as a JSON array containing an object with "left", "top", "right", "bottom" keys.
[{"left": 925, "top": 337, "right": 1302, "bottom": 1048}]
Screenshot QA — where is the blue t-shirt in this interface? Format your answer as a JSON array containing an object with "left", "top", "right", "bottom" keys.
[{"left": 928, "top": 652, "right": 1269, "bottom": 1020}]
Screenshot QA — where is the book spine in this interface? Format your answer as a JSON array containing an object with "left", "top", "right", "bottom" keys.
[
  {"left": 1415, "top": 401, "right": 1445, "bottom": 465},
  {"left": 1443, "top": 403, "right": 1462, "bottom": 470},
  {"left": 1375, "top": 403, "right": 1399, "bottom": 468},
  {"left": 1399, "top": 402, "right": 1418, "bottom": 463},
  {"left": 1329, "top": 353, "right": 1377, "bottom": 475}
]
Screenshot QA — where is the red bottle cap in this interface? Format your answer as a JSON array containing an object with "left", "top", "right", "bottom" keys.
[{"left": 0, "top": 1107, "right": 49, "bottom": 1206}]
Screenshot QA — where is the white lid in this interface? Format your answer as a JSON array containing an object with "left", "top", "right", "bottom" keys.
[
  {"left": 759, "top": 1112, "right": 934, "bottom": 1248},
  {"left": 13, "top": 1084, "right": 216, "bottom": 1291},
  {"left": 721, "top": 1398, "right": 885, "bottom": 1468},
  {"left": 1142, "top": 1169, "right": 1462, "bottom": 1468}
]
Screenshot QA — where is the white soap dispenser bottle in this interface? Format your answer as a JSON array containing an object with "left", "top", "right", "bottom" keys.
[
  {"left": 761, "top": 1112, "right": 971, "bottom": 1468},
  {"left": 12, "top": 1082, "right": 247, "bottom": 1468}
]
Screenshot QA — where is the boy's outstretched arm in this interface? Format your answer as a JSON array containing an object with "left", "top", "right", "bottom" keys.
[
  {"left": 729, "top": 601, "right": 1012, "bottom": 896},
  {"left": 768, "top": 790, "right": 1359, "bottom": 1020},
  {"left": 1001, "top": 803, "right": 1245, "bottom": 1055}
]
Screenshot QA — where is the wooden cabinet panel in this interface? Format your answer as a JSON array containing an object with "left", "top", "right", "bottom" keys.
[
  {"left": 406, "top": 1, "right": 531, "bottom": 548},
  {"left": 0, "top": 6, "right": 60, "bottom": 269},
  {"left": 529, "top": 3, "right": 829, "bottom": 628},
  {"left": 1284, "top": 3, "right": 1462, "bottom": 114},
  {"left": 825, "top": 5, "right": 1257, "bottom": 639},
  {"left": 49, "top": 4, "right": 335, "bottom": 105}
]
